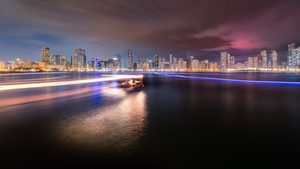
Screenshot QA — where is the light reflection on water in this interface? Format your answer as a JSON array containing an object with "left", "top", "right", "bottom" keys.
[{"left": 55, "top": 89, "right": 148, "bottom": 150}]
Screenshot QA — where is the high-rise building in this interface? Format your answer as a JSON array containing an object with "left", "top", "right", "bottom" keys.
[
  {"left": 153, "top": 54, "right": 160, "bottom": 69},
  {"left": 287, "top": 44, "right": 300, "bottom": 69},
  {"left": 220, "top": 51, "right": 228, "bottom": 70},
  {"left": 178, "top": 57, "right": 185, "bottom": 70},
  {"left": 187, "top": 56, "right": 194, "bottom": 69},
  {"left": 260, "top": 50, "right": 268, "bottom": 69},
  {"left": 257, "top": 54, "right": 263, "bottom": 69},
  {"left": 247, "top": 57, "right": 254, "bottom": 69},
  {"left": 72, "top": 48, "right": 86, "bottom": 70},
  {"left": 41, "top": 47, "right": 50, "bottom": 63},
  {"left": 49, "top": 55, "right": 65, "bottom": 65},
  {"left": 271, "top": 50, "right": 278, "bottom": 69},
  {"left": 93, "top": 57, "right": 101, "bottom": 70},
  {"left": 288, "top": 43, "right": 295, "bottom": 68},
  {"left": 254, "top": 56, "right": 258, "bottom": 70},
  {"left": 169, "top": 54, "right": 173, "bottom": 70},
  {"left": 227, "top": 55, "right": 235, "bottom": 69},
  {"left": 128, "top": 49, "right": 133, "bottom": 69}
]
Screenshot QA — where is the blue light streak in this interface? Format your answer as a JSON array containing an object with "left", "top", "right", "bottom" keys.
[{"left": 159, "top": 73, "right": 300, "bottom": 86}]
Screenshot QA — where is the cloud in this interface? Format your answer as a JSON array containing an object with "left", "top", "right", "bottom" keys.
[{"left": 0, "top": 0, "right": 300, "bottom": 60}]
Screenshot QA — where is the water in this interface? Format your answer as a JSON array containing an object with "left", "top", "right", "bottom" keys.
[{"left": 1, "top": 72, "right": 300, "bottom": 168}]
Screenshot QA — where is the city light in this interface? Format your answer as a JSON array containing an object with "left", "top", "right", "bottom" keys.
[{"left": 0, "top": 75, "right": 143, "bottom": 91}]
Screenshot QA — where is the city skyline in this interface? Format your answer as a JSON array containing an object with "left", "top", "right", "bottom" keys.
[
  {"left": 1, "top": 0, "right": 300, "bottom": 61},
  {"left": 1, "top": 43, "right": 300, "bottom": 72}
]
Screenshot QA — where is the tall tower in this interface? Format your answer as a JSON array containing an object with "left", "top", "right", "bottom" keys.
[
  {"left": 260, "top": 50, "right": 268, "bottom": 69},
  {"left": 41, "top": 47, "right": 50, "bottom": 63},
  {"left": 128, "top": 49, "right": 133, "bottom": 69},
  {"left": 271, "top": 50, "right": 278, "bottom": 69},
  {"left": 169, "top": 54, "right": 173, "bottom": 70},
  {"left": 288, "top": 43, "right": 295, "bottom": 68},
  {"left": 220, "top": 51, "right": 229, "bottom": 70},
  {"left": 72, "top": 48, "right": 86, "bottom": 70},
  {"left": 154, "top": 54, "right": 160, "bottom": 69}
]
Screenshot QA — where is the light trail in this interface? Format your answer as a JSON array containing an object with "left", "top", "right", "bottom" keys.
[
  {"left": 161, "top": 73, "right": 300, "bottom": 86},
  {"left": 0, "top": 75, "right": 143, "bottom": 91}
]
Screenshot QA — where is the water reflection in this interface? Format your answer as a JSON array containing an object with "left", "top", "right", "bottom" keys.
[{"left": 56, "top": 90, "right": 148, "bottom": 150}]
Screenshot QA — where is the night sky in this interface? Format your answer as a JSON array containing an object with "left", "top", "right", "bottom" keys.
[{"left": 0, "top": 0, "right": 300, "bottom": 62}]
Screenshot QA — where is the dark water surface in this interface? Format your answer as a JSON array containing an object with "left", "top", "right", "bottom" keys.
[{"left": 1, "top": 72, "right": 300, "bottom": 168}]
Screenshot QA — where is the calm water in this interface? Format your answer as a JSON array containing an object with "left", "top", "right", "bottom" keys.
[{"left": 1, "top": 72, "right": 300, "bottom": 168}]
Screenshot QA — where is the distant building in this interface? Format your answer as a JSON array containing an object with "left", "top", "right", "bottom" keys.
[
  {"left": 41, "top": 47, "right": 50, "bottom": 63},
  {"left": 227, "top": 55, "right": 235, "bottom": 69},
  {"left": 72, "top": 48, "right": 86, "bottom": 70},
  {"left": 247, "top": 57, "right": 254, "bottom": 69},
  {"left": 271, "top": 50, "right": 278, "bottom": 69},
  {"left": 209, "top": 62, "right": 218, "bottom": 71},
  {"left": 115, "top": 54, "right": 122, "bottom": 69},
  {"left": 187, "top": 56, "right": 194, "bottom": 69},
  {"left": 288, "top": 43, "right": 295, "bottom": 68},
  {"left": 0, "top": 60, "right": 5, "bottom": 69},
  {"left": 220, "top": 51, "right": 232, "bottom": 70},
  {"left": 287, "top": 43, "right": 300, "bottom": 69},
  {"left": 13, "top": 58, "right": 34, "bottom": 70},
  {"left": 128, "top": 49, "right": 133, "bottom": 69},
  {"left": 260, "top": 50, "right": 268, "bottom": 69},
  {"left": 154, "top": 54, "right": 160, "bottom": 69},
  {"left": 92, "top": 57, "right": 101, "bottom": 70},
  {"left": 169, "top": 54, "right": 173, "bottom": 70}
]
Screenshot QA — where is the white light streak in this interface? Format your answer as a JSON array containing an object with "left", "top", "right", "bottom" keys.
[{"left": 0, "top": 75, "right": 143, "bottom": 91}]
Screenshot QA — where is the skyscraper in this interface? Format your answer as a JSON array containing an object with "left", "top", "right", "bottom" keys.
[
  {"left": 247, "top": 57, "right": 254, "bottom": 69},
  {"left": 260, "top": 50, "right": 268, "bottom": 69},
  {"left": 271, "top": 50, "right": 278, "bottom": 69},
  {"left": 220, "top": 51, "right": 228, "bottom": 70},
  {"left": 288, "top": 43, "right": 295, "bottom": 68},
  {"left": 114, "top": 54, "right": 122, "bottom": 69},
  {"left": 128, "top": 49, "right": 133, "bottom": 69},
  {"left": 93, "top": 57, "right": 101, "bottom": 70},
  {"left": 169, "top": 54, "right": 173, "bottom": 70},
  {"left": 227, "top": 55, "right": 235, "bottom": 69},
  {"left": 287, "top": 44, "right": 300, "bottom": 69},
  {"left": 154, "top": 54, "right": 160, "bottom": 69},
  {"left": 41, "top": 47, "right": 50, "bottom": 63},
  {"left": 72, "top": 48, "right": 86, "bottom": 70}
]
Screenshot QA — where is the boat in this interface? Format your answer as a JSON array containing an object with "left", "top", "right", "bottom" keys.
[{"left": 120, "top": 76, "right": 144, "bottom": 90}]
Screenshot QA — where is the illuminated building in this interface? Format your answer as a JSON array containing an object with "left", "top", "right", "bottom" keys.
[
  {"left": 260, "top": 50, "right": 268, "bottom": 69},
  {"left": 41, "top": 47, "right": 50, "bottom": 63},
  {"left": 187, "top": 56, "right": 194, "bottom": 69},
  {"left": 178, "top": 57, "right": 185, "bottom": 71},
  {"left": 93, "top": 57, "right": 101, "bottom": 70},
  {"left": 115, "top": 54, "right": 122, "bottom": 69},
  {"left": 235, "top": 62, "right": 245, "bottom": 70},
  {"left": 191, "top": 59, "right": 199, "bottom": 70},
  {"left": 209, "top": 62, "right": 218, "bottom": 71},
  {"left": 0, "top": 60, "right": 5, "bottom": 70},
  {"left": 271, "top": 50, "right": 278, "bottom": 69},
  {"left": 254, "top": 56, "right": 258, "bottom": 70},
  {"left": 159, "top": 57, "right": 165, "bottom": 69},
  {"left": 72, "top": 48, "right": 86, "bottom": 70},
  {"left": 288, "top": 43, "right": 295, "bottom": 68},
  {"left": 287, "top": 43, "right": 300, "bottom": 70},
  {"left": 169, "top": 54, "right": 173, "bottom": 70},
  {"left": 257, "top": 54, "right": 263, "bottom": 69},
  {"left": 247, "top": 57, "right": 254, "bottom": 69},
  {"left": 128, "top": 49, "right": 133, "bottom": 69},
  {"left": 199, "top": 60, "right": 209, "bottom": 70},
  {"left": 153, "top": 54, "right": 160, "bottom": 69},
  {"left": 220, "top": 51, "right": 228, "bottom": 70},
  {"left": 227, "top": 55, "right": 235, "bottom": 69},
  {"left": 13, "top": 58, "right": 34, "bottom": 70}
]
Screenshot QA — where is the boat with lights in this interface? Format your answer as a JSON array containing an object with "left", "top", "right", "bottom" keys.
[{"left": 120, "top": 76, "right": 144, "bottom": 90}]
